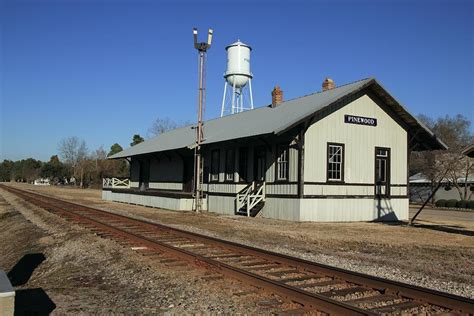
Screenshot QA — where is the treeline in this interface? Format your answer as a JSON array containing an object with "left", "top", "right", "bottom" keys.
[
  {"left": 0, "top": 158, "right": 49, "bottom": 183},
  {"left": 0, "top": 138, "right": 129, "bottom": 188},
  {"left": 0, "top": 116, "right": 183, "bottom": 188}
]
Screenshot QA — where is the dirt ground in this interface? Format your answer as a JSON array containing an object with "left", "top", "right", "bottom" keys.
[
  {"left": 1, "top": 183, "right": 473, "bottom": 312},
  {"left": 409, "top": 205, "right": 474, "bottom": 223},
  {"left": 0, "top": 187, "right": 301, "bottom": 314}
]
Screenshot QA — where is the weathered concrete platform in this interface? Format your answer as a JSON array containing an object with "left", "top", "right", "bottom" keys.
[{"left": 0, "top": 270, "right": 14, "bottom": 316}]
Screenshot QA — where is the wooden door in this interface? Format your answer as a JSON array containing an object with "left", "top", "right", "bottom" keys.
[
  {"left": 183, "top": 156, "right": 194, "bottom": 193},
  {"left": 139, "top": 159, "right": 150, "bottom": 190},
  {"left": 375, "top": 147, "right": 390, "bottom": 197},
  {"left": 254, "top": 146, "right": 266, "bottom": 182}
]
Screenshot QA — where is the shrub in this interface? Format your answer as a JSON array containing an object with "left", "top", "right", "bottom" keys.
[
  {"left": 456, "top": 200, "right": 469, "bottom": 209},
  {"left": 467, "top": 200, "right": 474, "bottom": 209},
  {"left": 445, "top": 199, "right": 458, "bottom": 208},
  {"left": 435, "top": 199, "right": 447, "bottom": 207}
]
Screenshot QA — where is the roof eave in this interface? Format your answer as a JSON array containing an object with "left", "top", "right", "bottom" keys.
[
  {"left": 370, "top": 80, "right": 448, "bottom": 151},
  {"left": 274, "top": 78, "right": 376, "bottom": 135}
]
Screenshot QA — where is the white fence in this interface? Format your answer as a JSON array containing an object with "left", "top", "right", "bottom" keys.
[{"left": 102, "top": 178, "right": 130, "bottom": 189}]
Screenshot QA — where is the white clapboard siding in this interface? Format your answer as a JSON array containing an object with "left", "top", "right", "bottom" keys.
[
  {"left": 304, "top": 94, "right": 407, "bottom": 186},
  {"left": 148, "top": 182, "right": 183, "bottom": 191},
  {"left": 262, "top": 198, "right": 300, "bottom": 221},
  {"left": 300, "top": 198, "right": 409, "bottom": 222},
  {"left": 208, "top": 183, "right": 247, "bottom": 193},
  {"left": 266, "top": 184, "right": 298, "bottom": 195},
  {"left": 103, "top": 191, "right": 205, "bottom": 211},
  {"left": 207, "top": 195, "right": 236, "bottom": 215}
]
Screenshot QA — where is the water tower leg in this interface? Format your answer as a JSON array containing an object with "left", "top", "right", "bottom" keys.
[
  {"left": 231, "top": 81, "right": 236, "bottom": 114},
  {"left": 220, "top": 81, "right": 227, "bottom": 117},
  {"left": 249, "top": 78, "right": 254, "bottom": 109}
]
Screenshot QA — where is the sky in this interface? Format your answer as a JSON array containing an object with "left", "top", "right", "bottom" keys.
[{"left": 1, "top": 0, "right": 473, "bottom": 161}]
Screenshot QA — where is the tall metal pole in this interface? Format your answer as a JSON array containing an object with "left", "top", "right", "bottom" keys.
[{"left": 193, "top": 28, "right": 212, "bottom": 213}]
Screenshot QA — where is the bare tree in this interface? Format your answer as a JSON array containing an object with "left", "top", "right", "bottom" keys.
[
  {"left": 147, "top": 117, "right": 191, "bottom": 138},
  {"left": 410, "top": 114, "right": 473, "bottom": 201},
  {"left": 58, "top": 137, "right": 88, "bottom": 188}
]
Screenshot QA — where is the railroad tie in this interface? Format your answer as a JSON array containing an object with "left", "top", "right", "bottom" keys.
[
  {"left": 370, "top": 300, "right": 423, "bottom": 314},
  {"left": 245, "top": 264, "right": 281, "bottom": 271},
  {"left": 266, "top": 269, "right": 299, "bottom": 277},
  {"left": 318, "top": 286, "right": 370, "bottom": 298},
  {"left": 280, "top": 275, "right": 319, "bottom": 284},
  {"left": 300, "top": 279, "right": 344, "bottom": 289},
  {"left": 345, "top": 293, "right": 397, "bottom": 305}
]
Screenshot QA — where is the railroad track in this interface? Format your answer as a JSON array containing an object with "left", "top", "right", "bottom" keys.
[{"left": 1, "top": 184, "right": 473, "bottom": 315}]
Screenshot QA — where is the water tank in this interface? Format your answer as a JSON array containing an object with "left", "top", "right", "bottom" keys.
[{"left": 224, "top": 40, "right": 252, "bottom": 88}]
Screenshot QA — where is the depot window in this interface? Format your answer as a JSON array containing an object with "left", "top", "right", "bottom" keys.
[
  {"left": 225, "top": 148, "right": 235, "bottom": 182},
  {"left": 327, "top": 143, "right": 344, "bottom": 182},
  {"left": 210, "top": 149, "right": 220, "bottom": 182},
  {"left": 276, "top": 144, "right": 289, "bottom": 181}
]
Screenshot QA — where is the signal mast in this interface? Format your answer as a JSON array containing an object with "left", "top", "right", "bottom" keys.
[{"left": 192, "top": 27, "right": 213, "bottom": 213}]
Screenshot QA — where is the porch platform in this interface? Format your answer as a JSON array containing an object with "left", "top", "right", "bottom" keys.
[
  {"left": 102, "top": 187, "right": 195, "bottom": 199},
  {"left": 102, "top": 187, "right": 206, "bottom": 211}
]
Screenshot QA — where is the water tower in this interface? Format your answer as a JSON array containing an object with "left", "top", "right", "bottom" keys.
[{"left": 220, "top": 40, "right": 254, "bottom": 117}]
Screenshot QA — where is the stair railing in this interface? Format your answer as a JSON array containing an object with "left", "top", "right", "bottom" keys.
[
  {"left": 237, "top": 181, "right": 254, "bottom": 212},
  {"left": 246, "top": 182, "right": 266, "bottom": 217}
]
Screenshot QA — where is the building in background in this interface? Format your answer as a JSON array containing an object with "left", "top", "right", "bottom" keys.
[{"left": 409, "top": 173, "right": 474, "bottom": 203}]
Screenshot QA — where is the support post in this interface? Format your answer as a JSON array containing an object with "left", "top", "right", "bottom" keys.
[
  {"left": 409, "top": 167, "right": 449, "bottom": 225},
  {"left": 408, "top": 180, "right": 444, "bottom": 226},
  {"left": 220, "top": 81, "right": 227, "bottom": 117},
  {"left": 249, "top": 78, "right": 254, "bottom": 109},
  {"left": 297, "top": 127, "right": 305, "bottom": 198},
  {"left": 231, "top": 80, "right": 236, "bottom": 114}
]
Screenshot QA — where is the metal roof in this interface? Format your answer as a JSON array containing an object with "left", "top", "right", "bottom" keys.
[
  {"left": 225, "top": 40, "right": 251, "bottom": 50},
  {"left": 110, "top": 78, "right": 447, "bottom": 159},
  {"left": 462, "top": 144, "right": 474, "bottom": 158}
]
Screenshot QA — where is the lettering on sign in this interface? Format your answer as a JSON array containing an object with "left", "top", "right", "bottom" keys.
[{"left": 344, "top": 115, "right": 377, "bottom": 127}]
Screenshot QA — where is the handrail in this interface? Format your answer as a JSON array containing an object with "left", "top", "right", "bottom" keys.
[
  {"left": 236, "top": 181, "right": 265, "bottom": 217},
  {"left": 237, "top": 181, "right": 254, "bottom": 214},
  {"left": 247, "top": 182, "right": 266, "bottom": 216}
]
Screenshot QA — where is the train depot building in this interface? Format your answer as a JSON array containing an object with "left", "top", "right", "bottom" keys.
[{"left": 104, "top": 78, "right": 446, "bottom": 222}]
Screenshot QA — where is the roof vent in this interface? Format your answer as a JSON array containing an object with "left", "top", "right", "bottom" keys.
[
  {"left": 271, "top": 86, "right": 283, "bottom": 107},
  {"left": 322, "top": 78, "right": 335, "bottom": 91}
]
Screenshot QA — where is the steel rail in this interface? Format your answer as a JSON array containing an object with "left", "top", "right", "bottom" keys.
[{"left": 2, "top": 184, "right": 473, "bottom": 315}]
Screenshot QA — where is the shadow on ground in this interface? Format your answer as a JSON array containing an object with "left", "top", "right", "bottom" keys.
[
  {"left": 374, "top": 221, "right": 473, "bottom": 236},
  {"left": 7, "top": 253, "right": 56, "bottom": 315},
  {"left": 14, "top": 288, "right": 56, "bottom": 315},
  {"left": 8, "top": 253, "right": 46, "bottom": 286},
  {"left": 411, "top": 223, "right": 474, "bottom": 237}
]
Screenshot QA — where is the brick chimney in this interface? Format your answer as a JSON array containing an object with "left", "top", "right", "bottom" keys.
[
  {"left": 322, "top": 78, "right": 335, "bottom": 91},
  {"left": 271, "top": 86, "right": 283, "bottom": 107}
]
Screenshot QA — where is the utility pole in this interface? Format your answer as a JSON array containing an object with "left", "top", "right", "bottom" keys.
[{"left": 192, "top": 27, "right": 213, "bottom": 213}]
